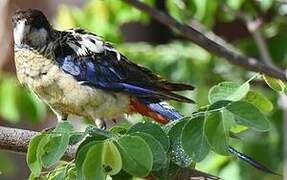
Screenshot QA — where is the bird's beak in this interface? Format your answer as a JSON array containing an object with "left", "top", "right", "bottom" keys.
[{"left": 13, "top": 20, "right": 30, "bottom": 46}]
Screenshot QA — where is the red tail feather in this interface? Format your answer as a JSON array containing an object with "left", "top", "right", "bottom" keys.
[{"left": 129, "top": 99, "right": 169, "bottom": 124}]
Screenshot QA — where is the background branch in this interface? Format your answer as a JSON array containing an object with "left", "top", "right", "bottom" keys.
[{"left": 122, "top": 0, "right": 287, "bottom": 81}]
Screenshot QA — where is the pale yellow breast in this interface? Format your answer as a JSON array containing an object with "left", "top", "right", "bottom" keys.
[{"left": 14, "top": 47, "right": 130, "bottom": 120}]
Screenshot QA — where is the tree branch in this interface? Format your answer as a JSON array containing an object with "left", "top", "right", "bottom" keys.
[
  {"left": 0, "top": 126, "right": 75, "bottom": 161},
  {"left": 0, "top": 126, "right": 221, "bottom": 179},
  {"left": 122, "top": 0, "right": 287, "bottom": 81}
]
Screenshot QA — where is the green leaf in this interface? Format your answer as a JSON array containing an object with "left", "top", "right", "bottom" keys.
[
  {"left": 130, "top": 132, "right": 168, "bottom": 171},
  {"left": 229, "top": 82, "right": 250, "bottom": 101},
  {"left": 36, "top": 134, "right": 51, "bottom": 168},
  {"left": 208, "top": 81, "right": 249, "bottom": 104},
  {"left": 110, "top": 126, "right": 127, "bottom": 134},
  {"left": 116, "top": 135, "right": 153, "bottom": 177},
  {"left": 263, "top": 75, "right": 285, "bottom": 92},
  {"left": 50, "top": 170, "right": 66, "bottom": 180},
  {"left": 244, "top": 91, "right": 273, "bottom": 112},
  {"left": 69, "top": 132, "right": 84, "bottom": 145},
  {"left": 36, "top": 121, "right": 74, "bottom": 169},
  {"left": 102, "top": 141, "right": 122, "bottom": 175},
  {"left": 76, "top": 141, "right": 102, "bottom": 180},
  {"left": 226, "top": 101, "right": 270, "bottom": 131},
  {"left": 27, "top": 134, "right": 45, "bottom": 176},
  {"left": 53, "top": 121, "right": 74, "bottom": 133},
  {"left": 221, "top": 109, "right": 236, "bottom": 131},
  {"left": 28, "top": 173, "right": 36, "bottom": 180},
  {"left": 209, "top": 100, "right": 232, "bottom": 110},
  {"left": 165, "top": 118, "right": 193, "bottom": 167},
  {"left": 82, "top": 143, "right": 106, "bottom": 180},
  {"left": 41, "top": 134, "right": 70, "bottom": 168},
  {"left": 181, "top": 116, "right": 210, "bottom": 161},
  {"left": 127, "top": 122, "right": 169, "bottom": 151},
  {"left": 230, "top": 124, "right": 248, "bottom": 134},
  {"left": 85, "top": 126, "right": 113, "bottom": 139},
  {"left": 152, "top": 160, "right": 179, "bottom": 180},
  {"left": 204, "top": 112, "right": 229, "bottom": 155}
]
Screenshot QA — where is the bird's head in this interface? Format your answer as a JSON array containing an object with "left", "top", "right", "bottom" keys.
[{"left": 12, "top": 9, "right": 53, "bottom": 48}]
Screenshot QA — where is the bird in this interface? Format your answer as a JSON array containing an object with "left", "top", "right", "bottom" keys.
[
  {"left": 12, "top": 9, "right": 195, "bottom": 129},
  {"left": 12, "top": 9, "right": 276, "bottom": 175}
]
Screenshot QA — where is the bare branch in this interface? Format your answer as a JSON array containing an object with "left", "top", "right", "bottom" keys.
[
  {"left": 122, "top": 0, "right": 287, "bottom": 81},
  {"left": 0, "top": 126, "right": 75, "bottom": 161},
  {"left": 234, "top": 9, "right": 274, "bottom": 67}
]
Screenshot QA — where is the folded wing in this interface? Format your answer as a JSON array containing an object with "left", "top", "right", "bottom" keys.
[{"left": 55, "top": 29, "right": 195, "bottom": 103}]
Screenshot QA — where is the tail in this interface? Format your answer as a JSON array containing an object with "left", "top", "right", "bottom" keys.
[{"left": 131, "top": 99, "right": 277, "bottom": 175}]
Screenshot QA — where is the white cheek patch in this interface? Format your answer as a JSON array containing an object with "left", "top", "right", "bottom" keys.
[{"left": 13, "top": 20, "right": 30, "bottom": 46}]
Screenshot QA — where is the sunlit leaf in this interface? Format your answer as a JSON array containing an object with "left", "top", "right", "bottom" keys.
[
  {"left": 102, "top": 141, "right": 122, "bottom": 175},
  {"left": 208, "top": 81, "right": 249, "bottom": 104},
  {"left": 244, "top": 91, "right": 273, "bottom": 113},
  {"left": 263, "top": 75, "right": 285, "bottom": 92},
  {"left": 82, "top": 143, "right": 106, "bottom": 180},
  {"left": 110, "top": 126, "right": 127, "bottom": 134},
  {"left": 230, "top": 124, "right": 248, "bottom": 134}
]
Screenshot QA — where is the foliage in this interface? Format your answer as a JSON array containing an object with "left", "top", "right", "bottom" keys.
[
  {"left": 26, "top": 74, "right": 282, "bottom": 179},
  {"left": 0, "top": 0, "right": 286, "bottom": 179}
]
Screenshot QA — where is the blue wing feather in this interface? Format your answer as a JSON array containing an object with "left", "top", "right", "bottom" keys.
[
  {"left": 55, "top": 50, "right": 194, "bottom": 103},
  {"left": 54, "top": 31, "right": 194, "bottom": 103}
]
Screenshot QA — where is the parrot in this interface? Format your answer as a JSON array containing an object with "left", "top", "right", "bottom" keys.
[{"left": 12, "top": 9, "right": 276, "bottom": 175}]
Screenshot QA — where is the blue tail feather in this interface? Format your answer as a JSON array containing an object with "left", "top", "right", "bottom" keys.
[{"left": 147, "top": 102, "right": 182, "bottom": 120}]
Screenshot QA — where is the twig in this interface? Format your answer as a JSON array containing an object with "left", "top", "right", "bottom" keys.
[
  {"left": 122, "top": 0, "right": 287, "bottom": 81},
  {"left": 235, "top": 10, "right": 274, "bottom": 67},
  {"left": 0, "top": 126, "right": 75, "bottom": 161}
]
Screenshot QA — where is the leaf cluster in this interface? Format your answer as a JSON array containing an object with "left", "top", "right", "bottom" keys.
[{"left": 26, "top": 73, "right": 284, "bottom": 179}]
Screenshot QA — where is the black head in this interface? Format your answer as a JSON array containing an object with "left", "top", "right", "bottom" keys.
[{"left": 12, "top": 9, "right": 53, "bottom": 48}]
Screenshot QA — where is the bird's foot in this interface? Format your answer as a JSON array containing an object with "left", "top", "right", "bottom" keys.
[{"left": 95, "top": 119, "right": 107, "bottom": 130}]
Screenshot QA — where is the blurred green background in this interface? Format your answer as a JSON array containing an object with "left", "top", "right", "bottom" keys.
[{"left": 0, "top": 0, "right": 286, "bottom": 179}]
